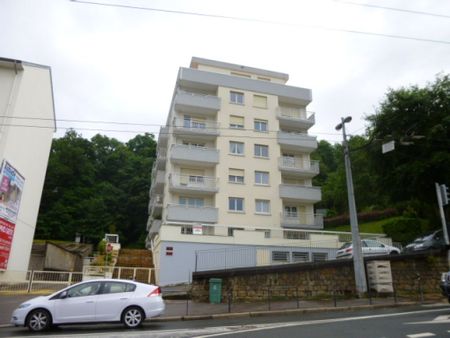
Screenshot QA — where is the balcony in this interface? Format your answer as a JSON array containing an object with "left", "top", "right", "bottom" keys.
[
  {"left": 277, "top": 108, "right": 315, "bottom": 130},
  {"left": 279, "top": 184, "right": 321, "bottom": 203},
  {"left": 172, "top": 118, "right": 220, "bottom": 140},
  {"left": 158, "top": 126, "right": 169, "bottom": 148},
  {"left": 278, "top": 157, "right": 319, "bottom": 178},
  {"left": 155, "top": 148, "right": 167, "bottom": 170},
  {"left": 170, "top": 144, "right": 219, "bottom": 167},
  {"left": 169, "top": 174, "right": 218, "bottom": 195},
  {"left": 148, "top": 219, "right": 162, "bottom": 235},
  {"left": 166, "top": 204, "right": 218, "bottom": 223},
  {"left": 174, "top": 90, "right": 221, "bottom": 116},
  {"left": 148, "top": 194, "right": 163, "bottom": 218},
  {"left": 150, "top": 169, "right": 165, "bottom": 194},
  {"left": 277, "top": 131, "right": 317, "bottom": 152},
  {"left": 280, "top": 212, "right": 324, "bottom": 230}
]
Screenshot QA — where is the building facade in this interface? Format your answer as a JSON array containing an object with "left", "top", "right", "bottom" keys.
[
  {"left": 0, "top": 58, "right": 55, "bottom": 281},
  {"left": 147, "top": 58, "right": 339, "bottom": 285}
]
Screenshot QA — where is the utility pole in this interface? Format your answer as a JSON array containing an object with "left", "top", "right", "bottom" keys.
[
  {"left": 435, "top": 182, "right": 449, "bottom": 245},
  {"left": 335, "top": 116, "right": 367, "bottom": 295}
]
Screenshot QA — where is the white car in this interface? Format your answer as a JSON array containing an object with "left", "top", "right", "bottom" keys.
[
  {"left": 11, "top": 279, "right": 165, "bottom": 332},
  {"left": 336, "top": 239, "right": 400, "bottom": 259}
]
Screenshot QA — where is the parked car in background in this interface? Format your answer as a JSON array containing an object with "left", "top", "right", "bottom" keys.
[
  {"left": 336, "top": 239, "right": 400, "bottom": 259},
  {"left": 403, "top": 230, "right": 446, "bottom": 253},
  {"left": 11, "top": 279, "right": 165, "bottom": 332},
  {"left": 440, "top": 271, "right": 450, "bottom": 303}
]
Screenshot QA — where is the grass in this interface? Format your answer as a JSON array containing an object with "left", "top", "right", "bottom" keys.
[{"left": 325, "top": 216, "right": 405, "bottom": 234}]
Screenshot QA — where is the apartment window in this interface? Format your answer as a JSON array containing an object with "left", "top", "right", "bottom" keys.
[
  {"left": 229, "top": 115, "right": 244, "bottom": 129},
  {"left": 283, "top": 231, "right": 310, "bottom": 240},
  {"left": 179, "top": 197, "right": 204, "bottom": 208},
  {"left": 292, "top": 252, "right": 309, "bottom": 262},
  {"left": 312, "top": 252, "right": 328, "bottom": 262},
  {"left": 183, "top": 115, "right": 206, "bottom": 129},
  {"left": 228, "top": 168, "right": 244, "bottom": 184},
  {"left": 255, "top": 171, "right": 269, "bottom": 185},
  {"left": 253, "top": 95, "right": 268, "bottom": 109},
  {"left": 272, "top": 251, "right": 289, "bottom": 262},
  {"left": 229, "top": 141, "right": 244, "bottom": 155},
  {"left": 230, "top": 91, "right": 244, "bottom": 105},
  {"left": 182, "top": 141, "right": 205, "bottom": 148},
  {"left": 254, "top": 144, "right": 268, "bottom": 158},
  {"left": 255, "top": 199, "right": 270, "bottom": 214},
  {"left": 228, "top": 197, "right": 244, "bottom": 212},
  {"left": 284, "top": 206, "right": 298, "bottom": 218},
  {"left": 254, "top": 119, "right": 268, "bottom": 132}
]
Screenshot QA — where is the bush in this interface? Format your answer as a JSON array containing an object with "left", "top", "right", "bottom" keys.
[
  {"left": 382, "top": 217, "right": 429, "bottom": 245},
  {"left": 324, "top": 208, "right": 399, "bottom": 227}
]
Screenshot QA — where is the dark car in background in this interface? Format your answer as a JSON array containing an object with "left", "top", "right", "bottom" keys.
[{"left": 403, "top": 230, "right": 446, "bottom": 253}]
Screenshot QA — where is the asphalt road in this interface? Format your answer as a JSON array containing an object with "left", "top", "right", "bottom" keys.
[{"left": 1, "top": 304, "right": 450, "bottom": 338}]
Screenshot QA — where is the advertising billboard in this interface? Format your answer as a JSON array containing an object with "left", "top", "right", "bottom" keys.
[{"left": 0, "top": 218, "right": 15, "bottom": 270}]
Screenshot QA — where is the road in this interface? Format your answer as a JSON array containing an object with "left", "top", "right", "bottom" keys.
[{"left": 1, "top": 304, "right": 449, "bottom": 338}]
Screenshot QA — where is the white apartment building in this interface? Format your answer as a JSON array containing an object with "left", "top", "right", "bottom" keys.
[
  {"left": 147, "top": 58, "right": 346, "bottom": 285},
  {"left": 0, "top": 58, "right": 55, "bottom": 281}
]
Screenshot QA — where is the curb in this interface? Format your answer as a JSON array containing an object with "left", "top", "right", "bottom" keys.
[{"left": 151, "top": 301, "right": 421, "bottom": 322}]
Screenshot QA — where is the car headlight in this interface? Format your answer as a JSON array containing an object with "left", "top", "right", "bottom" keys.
[{"left": 18, "top": 303, "right": 31, "bottom": 309}]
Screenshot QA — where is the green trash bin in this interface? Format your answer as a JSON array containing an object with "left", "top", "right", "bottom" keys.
[{"left": 209, "top": 278, "right": 222, "bottom": 304}]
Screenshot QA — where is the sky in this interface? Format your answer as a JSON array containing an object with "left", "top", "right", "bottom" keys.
[{"left": 1, "top": 0, "right": 449, "bottom": 144}]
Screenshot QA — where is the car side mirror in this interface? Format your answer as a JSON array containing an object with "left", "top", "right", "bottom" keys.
[{"left": 59, "top": 291, "right": 68, "bottom": 299}]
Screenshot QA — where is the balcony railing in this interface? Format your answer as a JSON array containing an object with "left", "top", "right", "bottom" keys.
[
  {"left": 281, "top": 212, "right": 324, "bottom": 229},
  {"left": 170, "top": 144, "right": 219, "bottom": 166},
  {"left": 169, "top": 174, "right": 219, "bottom": 194},
  {"left": 166, "top": 204, "right": 218, "bottom": 223},
  {"left": 172, "top": 117, "right": 220, "bottom": 137},
  {"left": 277, "top": 131, "right": 317, "bottom": 152},
  {"left": 174, "top": 90, "right": 221, "bottom": 115},
  {"left": 278, "top": 157, "right": 319, "bottom": 176},
  {"left": 279, "top": 184, "right": 322, "bottom": 202},
  {"left": 277, "top": 108, "right": 315, "bottom": 130}
]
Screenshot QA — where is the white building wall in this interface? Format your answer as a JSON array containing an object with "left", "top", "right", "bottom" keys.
[{"left": 0, "top": 60, "right": 55, "bottom": 281}]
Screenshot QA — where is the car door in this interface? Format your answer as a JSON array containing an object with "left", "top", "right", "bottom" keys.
[
  {"left": 95, "top": 281, "right": 135, "bottom": 321},
  {"left": 52, "top": 281, "right": 101, "bottom": 323}
]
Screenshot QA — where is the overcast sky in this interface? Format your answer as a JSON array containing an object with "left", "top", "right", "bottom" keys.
[{"left": 1, "top": 0, "right": 449, "bottom": 144}]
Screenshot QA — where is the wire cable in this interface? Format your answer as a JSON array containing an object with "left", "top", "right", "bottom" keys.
[{"left": 70, "top": 0, "right": 450, "bottom": 45}]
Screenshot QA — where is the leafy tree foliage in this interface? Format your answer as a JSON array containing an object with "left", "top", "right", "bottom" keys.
[{"left": 36, "top": 131, "right": 156, "bottom": 247}]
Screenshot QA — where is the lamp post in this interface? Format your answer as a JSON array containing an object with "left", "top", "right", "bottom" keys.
[{"left": 335, "top": 116, "right": 367, "bottom": 296}]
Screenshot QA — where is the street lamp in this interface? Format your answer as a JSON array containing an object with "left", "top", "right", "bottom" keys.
[{"left": 335, "top": 116, "right": 367, "bottom": 296}]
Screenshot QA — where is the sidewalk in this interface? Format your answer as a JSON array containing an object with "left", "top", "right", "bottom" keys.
[{"left": 0, "top": 292, "right": 439, "bottom": 327}]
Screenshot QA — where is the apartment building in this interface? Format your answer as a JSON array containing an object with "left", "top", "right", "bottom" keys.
[
  {"left": 0, "top": 58, "right": 55, "bottom": 281},
  {"left": 147, "top": 57, "right": 339, "bottom": 285}
]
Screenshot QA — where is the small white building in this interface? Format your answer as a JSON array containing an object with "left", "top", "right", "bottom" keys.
[{"left": 0, "top": 57, "right": 55, "bottom": 281}]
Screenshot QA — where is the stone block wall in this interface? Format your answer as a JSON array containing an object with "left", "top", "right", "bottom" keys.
[{"left": 191, "top": 250, "right": 449, "bottom": 302}]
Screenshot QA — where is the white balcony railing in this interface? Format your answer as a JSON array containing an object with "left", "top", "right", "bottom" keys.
[
  {"left": 169, "top": 174, "right": 218, "bottom": 190},
  {"left": 173, "top": 117, "right": 220, "bottom": 134},
  {"left": 281, "top": 212, "right": 324, "bottom": 228},
  {"left": 279, "top": 157, "right": 319, "bottom": 173}
]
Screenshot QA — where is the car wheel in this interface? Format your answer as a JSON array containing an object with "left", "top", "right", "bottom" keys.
[
  {"left": 390, "top": 251, "right": 399, "bottom": 255},
  {"left": 26, "top": 309, "right": 52, "bottom": 332},
  {"left": 122, "top": 306, "right": 144, "bottom": 328}
]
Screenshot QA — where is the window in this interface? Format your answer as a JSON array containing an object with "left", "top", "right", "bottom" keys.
[
  {"left": 312, "top": 252, "right": 328, "bottom": 262},
  {"left": 255, "top": 171, "right": 269, "bottom": 185},
  {"left": 102, "top": 282, "right": 136, "bottom": 294},
  {"left": 254, "top": 144, "right": 268, "bottom": 158},
  {"left": 230, "top": 91, "right": 244, "bottom": 104},
  {"left": 230, "top": 115, "right": 244, "bottom": 129},
  {"left": 183, "top": 115, "right": 206, "bottom": 129},
  {"left": 179, "top": 197, "right": 204, "bottom": 207},
  {"left": 253, "top": 95, "right": 267, "bottom": 109},
  {"left": 229, "top": 197, "right": 244, "bottom": 212},
  {"left": 230, "top": 141, "right": 244, "bottom": 155},
  {"left": 67, "top": 282, "right": 101, "bottom": 298},
  {"left": 292, "top": 252, "right": 309, "bottom": 262},
  {"left": 255, "top": 199, "right": 270, "bottom": 214},
  {"left": 283, "top": 231, "right": 310, "bottom": 240},
  {"left": 228, "top": 168, "right": 244, "bottom": 184},
  {"left": 284, "top": 206, "right": 298, "bottom": 218},
  {"left": 254, "top": 119, "right": 268, "bottom": 132},
  {"left": 272, "top": 251, "right": 289, "bottom": 262},
  {"left": 181, "top": 226, "right": 193, "bottom": 235},
  {"left": 182, "top": 141, "right": 205, "bottom": 148}
]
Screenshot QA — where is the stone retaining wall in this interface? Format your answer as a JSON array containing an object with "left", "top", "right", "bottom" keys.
[{"left": 191, "top": 250, "right": 449, "bottom": 302}]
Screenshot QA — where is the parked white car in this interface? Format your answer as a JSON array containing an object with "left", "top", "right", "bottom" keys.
[
  {"left": 336, "top": 239, "right": 400, "bottom": 259},
  {"left": 11, "top": 279, "right": 165, "bottom": 332}
]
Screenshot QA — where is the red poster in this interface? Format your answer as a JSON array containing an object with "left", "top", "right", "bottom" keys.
[{"left": 0, "top": 217, "right": 15, "bottom": 270}]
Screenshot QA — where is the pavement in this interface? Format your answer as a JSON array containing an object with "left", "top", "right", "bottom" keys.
[{"left": 0, "top": 289, "right": 442, "bottom": 328}]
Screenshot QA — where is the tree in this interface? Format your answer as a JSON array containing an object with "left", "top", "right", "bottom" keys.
[{"left": 366, "top": 74, "right": 450, "bottom": 219}]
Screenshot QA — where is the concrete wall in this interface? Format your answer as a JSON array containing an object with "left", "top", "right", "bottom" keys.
[
  {"left": 44, "top": 243, "right": 80, "bottom": 272},
  {"left": 191, "top": 250, "right": 450, "bottom": 302},
  {"left": 0, "top": 60, "right": 55, "bottom": 281}
]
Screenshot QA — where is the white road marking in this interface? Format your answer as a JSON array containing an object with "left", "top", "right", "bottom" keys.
[
  {"left": 406, "top": 314, "right": 450, "bottom": 325},
  {"left": 406, "top": 333, "right": 436, "bottom": 338}
]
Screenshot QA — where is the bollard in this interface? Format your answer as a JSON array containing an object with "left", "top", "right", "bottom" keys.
[
  {"left": 296, "top": 287, "right": 300, "bottom": 309},
  {"left": 393, "top": 280, "right": 397, "bottom": 304},
  {"left": 333, "top": 289, "right": 337, "bottom": 307},
  {"left": 267, "top": 288, "right": 271, "bottom": 311},
  {"left": 227, "top": 289, "right": 232, "bottom": 313}
]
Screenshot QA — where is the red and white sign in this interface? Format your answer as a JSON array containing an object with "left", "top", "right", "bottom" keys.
[{"left": 0, "top": 218, "right": 15, "bottom": 270}]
